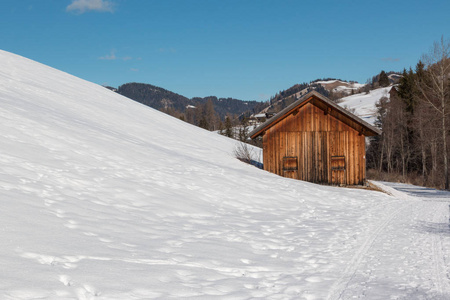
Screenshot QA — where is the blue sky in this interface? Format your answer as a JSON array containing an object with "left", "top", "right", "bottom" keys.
[{"left": 2, "top": 0, "right": 449, "bottom": 101}]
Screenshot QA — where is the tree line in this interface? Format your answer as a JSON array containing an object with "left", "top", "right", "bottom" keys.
[
  {"left": 115, "top": 82, "right": 265, "bottom": 125},
  {"left": 367, "top": 37, "right": 450, "bottom": 189}
]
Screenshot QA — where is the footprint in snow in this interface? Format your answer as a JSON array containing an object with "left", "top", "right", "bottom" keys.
[
  {"left": 76, "top": 284, "right": 100, "bottom": 299},
  {"left": 59, "top": 275, "right": 72, "bottom": 286},
  {"left": 64, "top": 220, "right": 78, "bottom": 229}
]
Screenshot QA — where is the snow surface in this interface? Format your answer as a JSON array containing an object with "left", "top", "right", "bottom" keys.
[
  {"left": 314, "top": 80, "right": 365, "bottom": 93},
  {"left": 338, "top": 87, "right": 391, "bottom": 126},
  {"left": 1, "top": 50, "right": 450, "bottom": 299}
]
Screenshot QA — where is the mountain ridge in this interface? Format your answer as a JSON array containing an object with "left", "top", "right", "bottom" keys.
[
  {"left": 111, "top": 72, "right": 400, "bottom": 125},
  {"left": 114, "top": 82, "right": 265, "bottom": 121}
]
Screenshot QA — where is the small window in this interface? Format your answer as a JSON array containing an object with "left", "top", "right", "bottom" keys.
[
  {"left": 331, "top": 156, "right": 346, "bottom": 171},
  {"left": 283, "top": 156, "right": 298, "bottom": 171}
]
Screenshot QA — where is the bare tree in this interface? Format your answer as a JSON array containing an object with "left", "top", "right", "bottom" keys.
[
  {"left": 391, "top": 94, "right": 410, "bottom": 178},
  {"left": 376, "top": 96, "right": 395, "bottom": 173},
  {"left": 417, "top": 37, "right": 450, "bottom": 189}
]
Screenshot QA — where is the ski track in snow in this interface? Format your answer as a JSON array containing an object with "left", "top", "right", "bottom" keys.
[
  {"left": 326, "top": 182, "right": 450, "bottom": 300},
  {"left": 430, "top": 202, "right": 450, "bottom": 297},
  {"left": 326, "top": 200, "right": 411, "bottom": 300}
]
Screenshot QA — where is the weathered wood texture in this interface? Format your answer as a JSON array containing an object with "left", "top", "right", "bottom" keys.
[{"left": 262, "top": 102, "right": 366, "bottom": 185}]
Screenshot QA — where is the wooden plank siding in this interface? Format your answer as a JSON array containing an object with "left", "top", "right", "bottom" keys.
[{"left": 261, "top": 102, "right": 367, "bottom": 185}]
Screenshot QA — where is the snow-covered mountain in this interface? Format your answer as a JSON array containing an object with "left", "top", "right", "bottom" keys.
[
  {"left": 255, "top": 80, "right": 370, "bottom": 118},
  {"left": 1, "top": 50, "right": 449, "bottom": 299},
  {"left": 314, "top": 79, "right": 365, "bottom": 94},
  {"left": 254, "top": 84, "right": 389, "bottom": 128}
]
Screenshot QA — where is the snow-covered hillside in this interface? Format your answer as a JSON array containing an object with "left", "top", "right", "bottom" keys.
[
  {"left": 338, "top": 87, "right": 392, "bottom": 126},
  {"left": 315, "top": 80, "right": 365, "bottom": 94},
  {"left": 1, "top": 50, "right": 450, "bottom": 299}
]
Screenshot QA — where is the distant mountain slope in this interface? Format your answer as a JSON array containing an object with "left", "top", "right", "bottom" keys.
[
  {"left": 117, "top": 82, "right": 191, "bottom": 112},
  {"left": 254, "top": 75, "right": 399, "bottom": 118},
  {"left": 371, "top": 71, "right": 402, "bottom": 85},
  {"left": 191, "top": 95, "right": 266, "bottom": 120},
  {"left": 259, "top": 82, "right": 330, "bottom": 115},
  {"left": 313, "top": 79, "right": 364, "bottom": 94},
  {"left": 116, "top": 82, "right": 264, "bottom": 120}
]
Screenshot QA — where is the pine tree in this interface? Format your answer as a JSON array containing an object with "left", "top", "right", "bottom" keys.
[
  {"left": 398, "top": 68, "right": 417, "bottom": 113},
  {"left": 198, "top": 115, "right": 208, "bottom": 130},
  {"left": 379, "top": 70, "right": 390, "bottom": 87},
  {"left": 224, "top": 116, "right": 233, "bottom": 138},
  {"left": 238, "top": 117, "right": 249, "bottom": 142},
  {"left": 218, "top": 121, "right": 225, "bottom": 135}
]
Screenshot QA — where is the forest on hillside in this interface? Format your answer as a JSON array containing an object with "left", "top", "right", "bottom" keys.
[
  {"left": 116, "top": 82, "right": 266, "bottom": 132},
  {"left": 367, "top": 38, "right": 450, "bottom": 189}
]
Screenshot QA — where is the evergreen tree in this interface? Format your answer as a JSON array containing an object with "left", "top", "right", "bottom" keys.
[
  {"left": 379, "top": 70, "right": 390, "bottom": 87},
  {"left": 218, "top": 121, "right": 225, "bottom": 135},
  {"left": 198, "top": 116, "right": 208, "bottom": 130},
  {"left": 367, "top": 38, "right": 450, "bottom": 189},
  {"left": 397, "top": 68, "right": 417, "bottom": 113},
  {"left": 238, "top": 117, "right": 249, "bottom": 142},
  {"left": 224, "top": 116, "right": 233, "bottom": 138}
]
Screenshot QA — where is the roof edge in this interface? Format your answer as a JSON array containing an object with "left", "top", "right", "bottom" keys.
[{"left": 249, "top": 90, "right": 381, "bottom": 138}]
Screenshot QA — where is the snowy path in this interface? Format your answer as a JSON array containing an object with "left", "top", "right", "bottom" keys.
[{"left": 327, "top": 182, "right": 450, "bottom": 300}]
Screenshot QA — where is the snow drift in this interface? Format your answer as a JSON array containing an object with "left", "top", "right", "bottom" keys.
[{"left": 1, "top": 50, "right": 449, "bottom": 299}]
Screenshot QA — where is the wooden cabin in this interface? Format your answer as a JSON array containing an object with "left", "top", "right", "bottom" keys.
[{"left": 249, "top": 91, "right": 381, "bottom": 186}]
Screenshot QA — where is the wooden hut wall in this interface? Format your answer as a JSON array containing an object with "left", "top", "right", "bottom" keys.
[{"left": 262, "top": 102, "right": 366, "bottom": 185}]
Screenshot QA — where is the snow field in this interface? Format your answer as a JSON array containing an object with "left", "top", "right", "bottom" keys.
[
  {"left": 338, "top": 87, "right": 391, "bottom": 126},
  {"left": 0, "top": 50, "right": 450, "bottom": 299}
]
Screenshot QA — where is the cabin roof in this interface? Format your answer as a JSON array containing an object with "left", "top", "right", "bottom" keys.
[{"left": 249, "top": 90, "right": 381, "bottom": 139}]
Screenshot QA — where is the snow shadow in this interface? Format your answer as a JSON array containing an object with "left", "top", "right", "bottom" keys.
[
  {"left": 416, "top": 221, "right": 450, "bottom": 237},
  {"left": 379, "top": 181, "right": 450, "bottom": 201},
  {"left": 392, "top": 185, "right": 450, "bottom": 201},
  {"left": 343, "top": 278, "right": 449, "bottom": 300}
]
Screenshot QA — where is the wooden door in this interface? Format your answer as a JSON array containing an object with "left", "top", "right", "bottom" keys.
[
  {"left": 302, "top": 132, "right": 328, "bottom": 184},
  {"left": 329, "top": 132, "right": 346, "bottom": 185},
  {"left": 331, "top": 156, "right": 346, "bottom": 185}
]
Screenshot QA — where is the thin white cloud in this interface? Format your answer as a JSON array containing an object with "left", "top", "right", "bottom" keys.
[
  {"left": 99, "top": 50, "right": 117, "bottom": 60},
  {"left": 66, "top": 0, "right": 115, "bottom": 14},
  {"left": 158, "top": 47, "right": 177, "bottom": 53},
  {"left": 99, "top": 50, "right": 134, "bottom": 61},
  {"left": 381, "top": 57, "right": 400, "bottom": 62}
]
